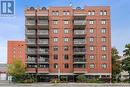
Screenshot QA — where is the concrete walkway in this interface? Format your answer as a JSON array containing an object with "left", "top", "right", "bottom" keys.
[{"left": 0, "top": 81, "right": 130, "bottom": 87}]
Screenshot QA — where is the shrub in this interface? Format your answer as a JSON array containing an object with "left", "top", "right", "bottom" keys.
[
  {"left": 50, "top": 79, "right": 60, "bottom": 83},
  {"left": 76, "top": 75, "right": 87, "bottom": 83}
]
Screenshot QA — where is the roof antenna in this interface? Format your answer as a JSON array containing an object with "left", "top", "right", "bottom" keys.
[{"left": 68, "top": 0, "right": 72, "bottom": 7}]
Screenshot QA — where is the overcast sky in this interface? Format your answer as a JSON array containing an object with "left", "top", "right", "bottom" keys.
[{"left": 0, "top": 0, "right": 130, "bottom": 63}]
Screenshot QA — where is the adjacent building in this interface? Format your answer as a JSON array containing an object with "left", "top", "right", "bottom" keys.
[
  {"left": 7, "top": 41, "right": 25, "bottom": 64},
  {"left": 25, "top": 6, "right": 111, "bottom": 82}
]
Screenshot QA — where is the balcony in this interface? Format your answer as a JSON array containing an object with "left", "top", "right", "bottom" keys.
[
  {"left": 74, "top": 20, "right": 86, "bottom": 25},
  {"left": 37, "top": 8, "right": 48, "bottom": 17},
  {"left": 26, "top": 20, "right": 35, "bottom": 25},
  {"left": 74, "top": 13, "right": 86, "bottom": 17},
  {"left": 25, "top": 8, "right": 35, "bottom": 16},
  {"left": 38, "top": 68, "right": 49, "bottom": 73},
  {"left": 38, "top": 39, "right": 48, "bottom": 45},
  {"left": 74, "top": 13, "right": 86, "bottom": 20},
  {"left": 38, "top": 30, "right": 48, "bottom": 35},
  {"left": 38, "top": 58, "right": 49, "bottom": 63},
  {"left": 38, "top": 49, "right": 49, "bottom": 54},
  {"left": 74, "top": 39, "right": 86, "bottom": 45},
  {"left": 73, "top": 58, "right": 86, "bottom": 64},
  {"left": 37, "top": 20, "right": 48, "bottom": 25},
  {"left": 74, "top": 48, "right": 86, "bottom": 54},
  {"left": 26, "top": 30, "right": 35, "bottom": 35},
  {"left": 26, "top": 39, "right": 36, "bottom": 45},
  {"left": 27, "top": 49, "right": 36, "bottom": 54},
  {"left": 74, "top": 30, "right": 85, "bottom": 36},
  {"left": 26, "top": 58, "right": 35, "bottom": 63},
  {"left": 26, "top": 68, "right": 36, "bottom": 73},
  {"left": 73, "top": 68, "right": 86, "bottom": 73}
]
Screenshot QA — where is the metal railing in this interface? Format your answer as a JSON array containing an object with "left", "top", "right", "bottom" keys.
[
  {"left": 74, "top": 39, "right": 86, "bottom": 44},
  {"left": 37, "top": 20, "right": 48, "bottom": 25},
  {"left": 38, "top": 30, "right": 48, "bottom": 35},
  {"left": 26, "top": 39, "right": 36, "bottom": 44},
  {"left": 74, "top": 30, "right": 85, "bottom": 35},
  {"left": 74, "top": 20, "right": 86, "bottom": 25},
  {"left": 38, "top": 39, "right": 48, "bottom": 44},
  {"left": 26, "top": 30, "right": 35, "bottom": 35},
  {"left": 26, "top": 20, "right": 35, "bottom": 25},
  {"left": 38, "top": 49, "right": 49, "bottom": 54}
]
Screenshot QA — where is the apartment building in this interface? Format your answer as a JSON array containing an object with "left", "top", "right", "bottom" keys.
[
  {"left": 7, "top": 41, "right": 25, "bottom": 64},
  {"left": 25, "top": 6, "right": 111, "bottom": 82}
]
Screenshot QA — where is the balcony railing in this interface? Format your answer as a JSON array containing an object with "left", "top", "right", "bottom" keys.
[
  {"left": 26, "top": 30, "right": 35, "bottom": 35},
  {"left": 74, "top": 30, "right": 85, "bottom": 35},
  {"left": 74, "top": 48, "right": 86, "bottom": 54},
  {"left": 74, "top": 39, "right": 86, "bottom": 44},
  {"left": 38, "top": 58, "right": 49, "bottom": 63},
  {"left": 27, "top": 49, "right": 36, "bottom": 54},
  {"left": 26, "top": 58, "right": 35, "bottom": 63},
  {"left": 74, "top": 58, "right": 86, "bottom": 63},
  {"left": 74, "top": 13, "right": 86, "bottom": 16},
  {"left": 73, "top": 68, "right": 86, "bottom": 73},
  {"left": 74, "top": 20, "right": 86, "bottom": 25},
  {"left": 26, "top": 20, "right": 35, "bottom": 25},
  {"left": 37, "top": 20, "right": 48, "bottom": 25},
  {"left": 26, "top": 68, "right": 36, "bottom": 73},
  {"left": 38, "top": 49, "right": 49, "bottom": 54},
  {"left": 38, "top": 30, "right": 48, "bottom": 35},
  {"left": 26, "top": 39, "right": 36, "bottom": 44},
  {"left": 38, "top": 68, "right": 49, "bottom": 73},
  {"left": 38, "top": 39, "right": 48, "bottom": 44}
]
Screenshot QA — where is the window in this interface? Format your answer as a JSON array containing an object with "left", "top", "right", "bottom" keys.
[
  {"left": 101, "top": 20, "right": 106, "bottom": 24},
  {"left": 90, "top": 28, "right": 94, "bottom": 33},
  {"left": 100, "top": 10, "right": 103, "bottom": 16},
  {"left": 53, "top": 46, "right": 58, "bottom": 51},
  {"left": 52, "top": 11, "right": 59, "bottom": 16},
  {"left": 64, "top": 20, "right": 69, "bottom": 24},
  {"left": 102, "top": 55, "right": 107, "bottom": 61},
  {"left": 64, "top": 38, "right": 69, "bottom": 42},
  {"left": 88, "top": 11, "right": 91, "bottom": 15},
  {"left": 63, "top": 11, "right": 70, "bottom": 15},
  {"left": 91, "top": 11, "right": 95, "bottom": 15},
  {"left": 89, "top": 20, "right": 94, "bottom": 24},
  {"left": 54, "top": 54, "right": 58, "bottom": 60},
  {"left": 88, "top": 11, "right": 95, "bottom": 16},
  {"left": 54, "top": 63, "right": 58, "bottom": 68},
  {"left": 104, "top": 10, "right": 107, "bottom": 15},
  {"left": 64, "top": 46, "right": 69, "bottom": 51},
  {"left": 53, "top": 29, "right": 58, "bottom": 34},
  {"left": 64, "top": 55, "right": 69, "bottom": 60},
  {"left": 53, "top": 20, "right": 58, "bottom": 24},
  {"left": 64, "top": 64, "right": 69, "bottom": 68},
  {"left": 54, "top": 38, "right": 58, "bottom": 42},
  {"left": 90, "top": 46, "right": 94, "bottom": 51},
  {"left": 90, "top": 63, "right": 94, "bottom": 69},
  {"left": 102, "top": 64, "right": 107, "bottom": 69},
  {"left": 90, "top": 55, "right": 94, "bottom": 60},
  {"left": 100, "top": 10, "right": 107, "bottom": 16},
  {"left": 64, "top": 29, "right": 69, "bottom": 34},
  {"left": 101, "top": 37, "right": 106, "bottom": 42},
  {"left": 102, "top": 46, "right": 106, "bottom": 51},
  {"left": 90, "top": 37, "right": 94, "bottom": 42},
  {"left": 101, "top": 28, "right": 106, "bottom": 34}
]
